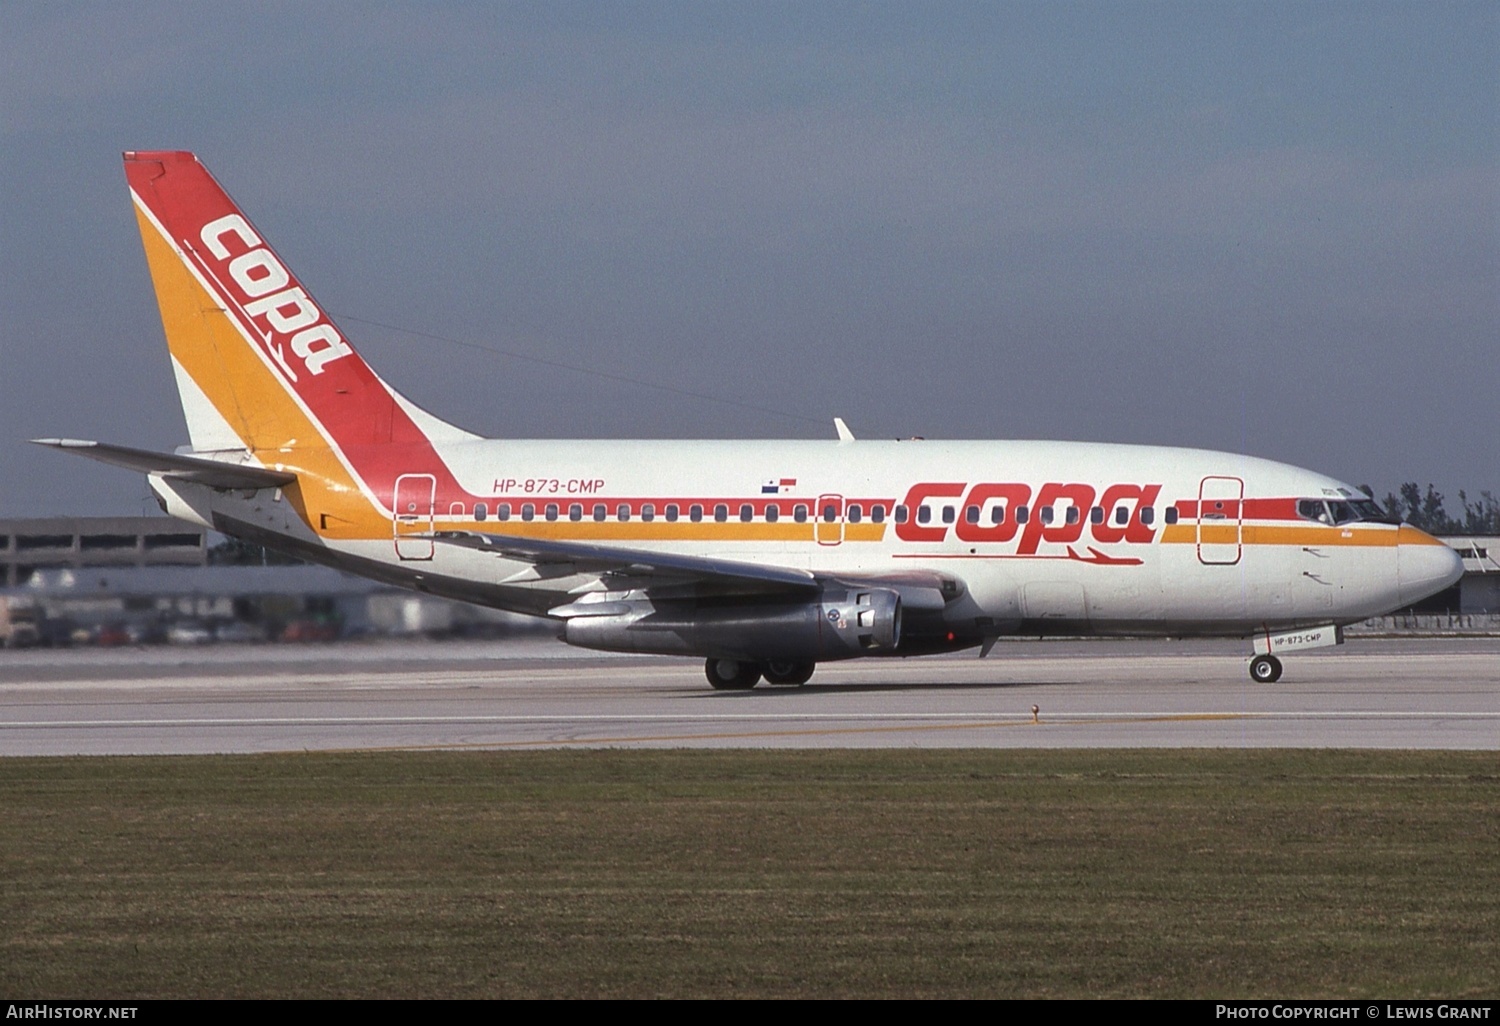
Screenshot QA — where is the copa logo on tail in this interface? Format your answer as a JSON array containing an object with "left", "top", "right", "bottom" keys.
[{"left": 198, "top": 213, "right": 354, "bottom": 380}]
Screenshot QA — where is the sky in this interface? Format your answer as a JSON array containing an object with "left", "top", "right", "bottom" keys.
[{"left": 2, "top": 1, "right": 1496, "bottom": 518}]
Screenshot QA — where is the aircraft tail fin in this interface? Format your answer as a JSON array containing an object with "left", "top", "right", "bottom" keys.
[{"left": 123, "top": 150, "right": 475, "bottom": 459}]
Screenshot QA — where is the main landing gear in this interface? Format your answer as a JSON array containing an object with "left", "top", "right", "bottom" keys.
[
  {"left": 704, "top": 658, "right": 816, "bottom": 690},
  {"left": 705, "top": 659, "right": 761, "bottom": 690},
  {"left": 762, "top": 660, "right": 816, "bottom": 686},
  {"left": 1248, "top": 654, "right": 1283, "bottom": 684}
]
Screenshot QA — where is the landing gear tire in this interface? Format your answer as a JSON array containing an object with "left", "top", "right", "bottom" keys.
[
  {"left": 762, "top": 661, "right": 815, "bottom": 686},
  {"left": 706, "top": 658, "right": 762, "bottom": 690},
  {"left": 1249, "top": 654, "right": 1283, "bottom": 684}
]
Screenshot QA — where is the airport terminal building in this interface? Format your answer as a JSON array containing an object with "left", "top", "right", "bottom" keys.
[
  {"left": 1429, "top": 535, "right": 1499, "bottom": 615},
  {"left": 1, "top": 516, "right": 539, "bottom": 644},
  {"left": 2, "top": 516, "right": 206, "bottom": 587}
]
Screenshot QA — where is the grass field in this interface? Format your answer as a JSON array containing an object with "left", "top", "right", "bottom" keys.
[{"left": 1, "top": 749, "right": 1496, "bottom": 998}]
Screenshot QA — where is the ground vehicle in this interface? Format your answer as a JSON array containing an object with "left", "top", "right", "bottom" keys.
[{"left": 0, "top": 598, "right": 42, "bottom": 649}]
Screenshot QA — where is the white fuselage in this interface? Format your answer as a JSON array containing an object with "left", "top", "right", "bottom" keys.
[{"left": 152, "top": 435, "right": 1458, "bottom": 646}]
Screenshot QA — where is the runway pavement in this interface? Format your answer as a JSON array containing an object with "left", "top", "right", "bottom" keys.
[{"left": 0, "top": 636, "right": 1495, "bottom": 755}]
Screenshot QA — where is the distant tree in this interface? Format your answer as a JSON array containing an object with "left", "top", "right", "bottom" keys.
[
  {"left": 1457, "top": 490, "right": 1500, "bottom": 534},
  {"left": 1380, "top": 483, "right": 1498, "bottom": 535},
  {"left": 1380, "top": 491, "right": 1399, "bottom": 521},
  {"left": 1420, "top": 485, "right": 1450, "bottom": 532}
]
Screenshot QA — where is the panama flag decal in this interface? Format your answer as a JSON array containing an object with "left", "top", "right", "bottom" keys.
[{"left": 761, "top": 477, "right": 798, "bottom": 494}]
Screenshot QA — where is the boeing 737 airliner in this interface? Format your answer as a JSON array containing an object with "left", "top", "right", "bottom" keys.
[{"left": 36, "top": 151, "right": 1464, "bottom": 688}]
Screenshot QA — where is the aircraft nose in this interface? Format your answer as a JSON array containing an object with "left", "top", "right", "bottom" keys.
[{"left": 1397, "top": 527, "right": 1465, "bottom": 608}]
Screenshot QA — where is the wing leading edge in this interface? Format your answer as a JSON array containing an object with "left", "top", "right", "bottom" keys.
[
  {"left": 433, "top": 530, "right": 820, "bottom": 597},
  {"left": 433, "top": 530, "right": 961, "bottom": 615}
]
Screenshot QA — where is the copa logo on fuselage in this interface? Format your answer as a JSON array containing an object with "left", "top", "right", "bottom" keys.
[
  {"left": 198, "top": 213, "right": 353, "bottom": 381},
  {"left": 896, "top": 481, "right": 1164, "bottom": 552}
]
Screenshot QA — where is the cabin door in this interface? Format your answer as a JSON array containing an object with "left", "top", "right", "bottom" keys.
[
  {"left": 393, "top": 473, "right": 436, "bottom": 560},
  {"left": 1196, "top": 476, "right": 1243, "bottom": 565}
]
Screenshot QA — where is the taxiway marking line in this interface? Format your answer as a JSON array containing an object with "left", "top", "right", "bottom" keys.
[
  {"left": 321, "top": 713, "right": 1259, "bottom": 751},
  {"left": 4, "top": 711, "right": 1496, "bottom": 731}
]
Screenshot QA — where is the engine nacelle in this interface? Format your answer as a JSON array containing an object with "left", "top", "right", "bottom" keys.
[{"left": 561, "top": 586, "right": 902, "bottom": 662}]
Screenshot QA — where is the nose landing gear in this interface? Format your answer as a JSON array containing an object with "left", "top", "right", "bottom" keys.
[
  {"left": 1248, "top": 654, "right": 1283, "bottom": 683},
  {"left": 1246, "top": 625, "right": 1342, "bottom": 684}
]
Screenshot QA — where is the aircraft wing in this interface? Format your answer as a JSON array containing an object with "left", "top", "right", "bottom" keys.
[
  {"left": 433, "top": 530, "right": 821, "bottom": 597},
  {"left": 434, "top": 531, "right": 961, "bottom": 613},
  {"left": 31, "top": 438, "right": 296, "bottom": 490}
]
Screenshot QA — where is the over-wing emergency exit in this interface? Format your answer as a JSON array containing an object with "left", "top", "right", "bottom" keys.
[{"left": 36, "top": 151, "right": 1464, "bottom": 688}]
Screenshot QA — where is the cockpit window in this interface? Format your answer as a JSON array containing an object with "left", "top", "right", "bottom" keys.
[
  {"left": 1350, "top": 499, "right": 1401, "bottom": 524},
  {"left": 1327, "top": 501, "right": 1358, "bottom": 525},
  {"left": 1299, "top": 498, "right": 1399, "bottom": 526},
  {"left": 1298, "top": 499, "right": 1331, "bottom": 524}
]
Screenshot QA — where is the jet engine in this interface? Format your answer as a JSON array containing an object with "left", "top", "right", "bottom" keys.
[{"left": 560, "top": 586, "right": 902, "bottom": 662}]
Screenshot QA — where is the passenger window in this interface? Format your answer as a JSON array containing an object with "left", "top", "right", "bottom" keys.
[
  {"left": 568, "top": 504, "right": 582, "bottom": 521},
  {"left": 871, "top": 504, "right": 886, "bottom": 523},
  {"left": 990, "top": 506, "right": 1005, "bottom": 524},
  {"left": 1115, "top": 506, "right": 1128, "bottom": 525},
  {"left": 766, "top": 504, "right": 779, "bottom": 523},
  {"left": 475, "top": 503, "right": 488, "bottom": 522},
  {"left": 1141, "top": 507, "right": 1155, "bottom": 526},
  {"left": 617, "top": 504, "right": 630, "bottom": 522},
  {"left": 1016, "top": 506, "right": 1029, "bottom": 524},
  {"left": 848, "top": 504, "right": 862, "bottom": 523},
  {"left": 965, "top": 505, "right": 980, "bottom": 524},
  {"left": 1090, "top": 506, "right": 1103, "bottom": 524},
  {"left": 1165, "top": 507, "right": 1179, "bottom": 524},
  {"left": 642, "top": 503, "right": 655, "bottom": 522},
  {"left": 592, "top": 504, "right": 606, "bottom": 522},
  {"left": 822, "top": 504, "right": 838, "bottom": 523},
  {"left": 665, "top": 504, "right": 679, "bottom": 522},
  {"left": 690, "top": 504, "right": 704, "bottom": 523},
  {"left": 894, "top": 505, "right": 908, "bottom": 524},
  {"left": 941, "top": 506, "right": 955, "bottom": 524},
  {"left": 1040, "top": 506, "right": 1054, "bottom": 525},
  {"left": 917, "top": 505, "right": 931, "bottom": 524},
  {"left": 521, "top": 503, "right": 535, "bottom": 522},
  {"left": 794, "top": 504, "right": 808, "bottom": 523},
  {"left": 740, "top": 504, "right": 754, "bottom": 522},
  {"left": 1065, "top": 506, "right": 1079, "bottom": 525},
  {"left": 714, "top": 504, "right": 728, "bottom": 522},
  {"left": 544, "top": 503, "right": 559, "bottom": 521},
  {"left": 497, "top": 504, "right": 511, "bottom": 522}
]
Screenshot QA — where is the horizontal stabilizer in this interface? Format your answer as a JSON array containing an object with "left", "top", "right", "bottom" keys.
[{"left": 31, "top": 439, "right": 296, "bottom": 490}]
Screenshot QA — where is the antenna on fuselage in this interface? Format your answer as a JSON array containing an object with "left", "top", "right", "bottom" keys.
[{"left": 834, "top": 418, "right": 855, "bottom": 442}]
